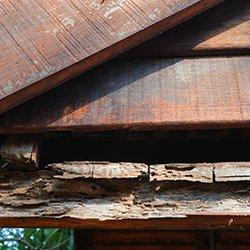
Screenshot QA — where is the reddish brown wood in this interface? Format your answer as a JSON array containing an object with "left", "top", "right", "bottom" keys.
[
  {"left": 124, "top": 0, "right": 250, "bottom": 58},
  {"left": 0, "top": 0, "right": 224, "bottom": 114},
  {"left": 74, "top": 230, "right": 250, "bottom": 250},
  {"left": 0, "top": 216, "right": 249, "bottom": 230},
  {"left": 74, "top": 230, "right": 201, "bottom": 250},
  {"left": 0, "top": 56, "right": 249, "bottom": 134}
]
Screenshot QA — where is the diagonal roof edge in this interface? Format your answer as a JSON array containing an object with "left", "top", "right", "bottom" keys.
[{"left": 0, "top": 0, "right": 224, "bottom": 114}]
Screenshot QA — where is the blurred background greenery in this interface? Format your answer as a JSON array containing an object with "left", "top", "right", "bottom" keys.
[{"left": 0, "top": 228, "right": 73, "bottom": 250}]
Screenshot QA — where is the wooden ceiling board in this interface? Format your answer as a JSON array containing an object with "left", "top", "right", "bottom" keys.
[
  {"left": 0, "top": 56, "right": 249, "bottom": 134},
  {"left": 0, "top": 0, "right": 224, "bottom": 114},
  {"left": 123, "top": 0, "right": 250, "bottom": 57}
]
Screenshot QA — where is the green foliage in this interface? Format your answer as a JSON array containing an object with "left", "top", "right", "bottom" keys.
[{"left": 0, "top": 228, "right": 73, "bottom": 250}]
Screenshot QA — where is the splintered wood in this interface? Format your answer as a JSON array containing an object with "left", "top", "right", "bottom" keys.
[
  {"left": 48, "top": 161, "right": 250, "bottom": 183},
  {"left": 150, "top": 163, "right": 213, "bottom": 183},
  {"left": 0, "top": 136, "right": 39, "bottom": 171},
  {"left": 0, "top": 0, "right": 224, "bottom": 114},
  {"left": 0, "top": 161, "right": 249, "bottom": 228},
  {"left": 49, "top": 161, "right": 148, "bottom": 179}
]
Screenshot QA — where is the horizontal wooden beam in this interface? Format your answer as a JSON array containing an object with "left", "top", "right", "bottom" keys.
[
  {"left": 0, "top": 161, "right": 249, "bottom": 229},
  {"left": 123, "top": 0, "right": 250, "bottom": 58},
  {"left": 1, "top": 56, "right": 250, "bottom": 134},
  {"left": 1, "top": 216, "right": 249, "bottom": 230}
]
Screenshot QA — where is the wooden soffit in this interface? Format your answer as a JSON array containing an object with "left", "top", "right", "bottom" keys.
[
  {"left": 0, "top": 0, "right": 249, "bottom": 134},
  {"left": 0, "top": 0, "right": 224, "bottom": 114},
  {"left": 0, "top": 56, "right": 249, "bottom": 134}
]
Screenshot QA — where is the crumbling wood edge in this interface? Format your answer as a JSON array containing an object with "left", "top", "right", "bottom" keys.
[
  {"left": 0, "top": 161, "right": 249, "bottom": 229},
  {"left": 50, "top": 161, "right": 250, "bottom": 183},
  {"left": 0, "top": 135, "right": 40, "bottom": 171}
]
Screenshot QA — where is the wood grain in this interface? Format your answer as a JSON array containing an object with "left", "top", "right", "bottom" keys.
[
  {"left": 0, "top": 56, "right": 249, "bottom": 134},
  {"left": 214, "top": 162, "right": 250, "bottom": 182},
  {"left": 47, "top": 161, "right": 250, "bottom": 183},
  {"left": 0, "top": 0, "right": 224, "bottom": 114},
  {"left": 124, "top": 0, "right": 250, "bottom": 57},
  {"left": 0, "top": 135, "right": 39, "bottom": 171},
  {"left": 48, "top": 161, "right": 148, "bottom": 180},
  {"left": 150, "top": 163, "right": 213, "bottom": 183},
  {"left": 0, "top": 161, "right": 249, "bottom": 229}
]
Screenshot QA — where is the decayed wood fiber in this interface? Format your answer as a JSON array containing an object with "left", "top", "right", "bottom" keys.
[
  {"left": 0, "top": 136, "right": 39, "bottom": 171},
  {"left": 49, "top": 161, "right": 148, "bottom": 180},
  {"left": 49, "top": 161, "right": 250, "bottom": 183},
  {"left": 0, "top": 161, "right": 249, "bottom": 226},
  {"left": 150, "top": 163, "right": 213, "bottom": 183}
]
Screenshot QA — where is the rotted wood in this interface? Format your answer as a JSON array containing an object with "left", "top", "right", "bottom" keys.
[
  {"left": 214, "top": 162, "right": 250, "bottom": 182},
  {"left": 1, "top": 56, "right": 250, "bottom": 134},
  {"left": 0, "top": 135, "right": 40, "bottom": 171},
  {"left": 0, "top": 161, "right": 249, "bottom": 229},
  {"left": 49, "top": 161, "right": 148, "bottom": 180},
  {"left": 124, "top": 0, "right": 250, "bottom": 58},
  {"left": 151, "top": 162, "right": 250, "bottom": 183},
  {"left": 150, "top": 163, "right": 213, "bottom": 183},
  {"left": 0, "top": 0, "right": 224, "bottom": 114}
]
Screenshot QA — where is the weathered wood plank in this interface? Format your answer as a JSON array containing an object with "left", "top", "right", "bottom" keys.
[
  {"left": 0, "top": 0, "right": 224, "bottom": 114},
  {"left": 49, "top": 161, "right": 148, "bottom": 180},
  {"left": 214, "top": 162, "right": 250, "bottom": 182},
  {"left": 150, "top": 163, "right": 213, "bottom": 183},
  {"left": 124, "top": 0, "right": 250, "bottom": 57},
  {"left": 0, "top": 56, "right": 249, "bottom": 133},
  {"left": 0, "top": 215, "right": 249, "bottom": 230},
  {"left": 0, "top": 161, "right": 249, "bottom": 228},
  {"left": 151, "top": 162, "right": 250, "bottom": 183}
]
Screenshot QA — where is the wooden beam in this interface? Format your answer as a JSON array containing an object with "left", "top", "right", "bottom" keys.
[
  {"left": 123, "top": 0, "right": 250, "bottom": 58},
  {"left": 0, "top": 0, "right": 224, "bottom": 114},
  {"left": 1, "top": 216, "right": 249, "bottom": 230},
  {"left": 0, "top": 56, "right": 249, "bottom": 134},
  {"left": 0, "top": 161, "right": 249, "bottom": 229}
]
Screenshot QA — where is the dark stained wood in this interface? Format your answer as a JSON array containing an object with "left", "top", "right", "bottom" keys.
[
  {"left": 74, "top": 230, "right": 204, "bottom": 250},
  {"left": 0, "top": 56, "right": 249, "bottom": 134},
  {"left": 0, "top": 0, "right": 224, "bottom": 114},
  {"left": 74, "top": 230, "right": 250, "bottom": 250},
  {"left": 124, "top": 0, "right": 250, "bottom": 58},
  {"left": 1, "top": 216, "right": 249, "bottom": 230}
]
